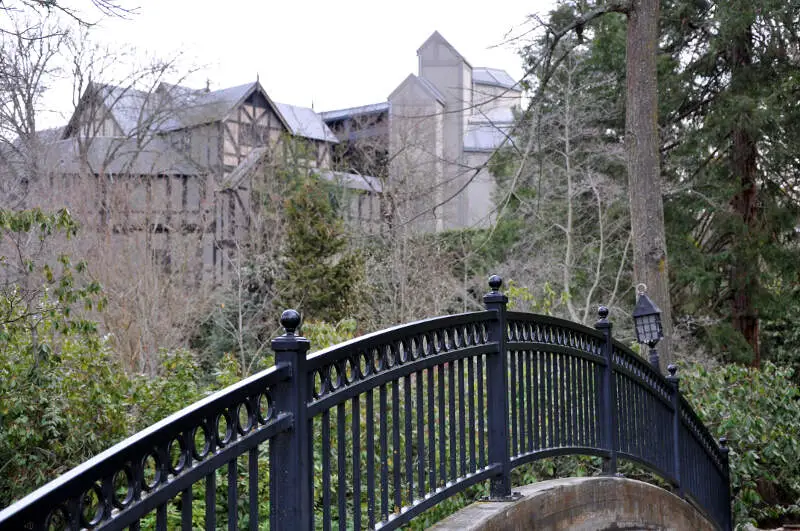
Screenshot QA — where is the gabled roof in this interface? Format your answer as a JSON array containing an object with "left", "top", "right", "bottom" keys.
[
  {"left": 319, "top": 102, "right": 390, "bottom": 123},
  {"left": 473, "top": 67, "right": 518, "bottom": 90},
  {"left": 159, "top": 81, "right": 293, "bottom": 132},
  {"left": 417, "top": 78, "right": 446, "bottom": 104},
  {"left": 417, "top": 31, "right": 472, "bottom": 68},
  {"left": 163, "top": 82, "right": 256, "bottom": 130},
  {"left": 42, "top": 136, "right": 199, "bottom": 175},
  {"left": 388, "top": 74, "right": 446, "bottom": 106},
  {"left": 274, "top": 102, "right": 338, "bottom": 143}
]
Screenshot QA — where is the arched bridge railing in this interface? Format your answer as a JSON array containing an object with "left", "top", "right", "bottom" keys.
[{"left": 0, "top": 276, "right": 732, "bottom": 531}]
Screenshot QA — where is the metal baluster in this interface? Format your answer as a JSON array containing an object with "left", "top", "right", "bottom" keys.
[
  {"left": 565, "top": 353, "right": 573, "bottom": 447},
  {"left": 227, "top": 458, "right": 237, "bottom": 531},
  {"left": 556, "top": 353, "right": 564, "bottom": 448},
  {"left": 322, "top": 411, "right": 332, "bottom": 531},
  {"left": 416, "top": 370, "right": 426, "bottom": 498},
  {"left": 438, "top": 364, "right": 446, "bottom": 484},
  {"left": 379, "top": 384, "right": 388, "bottom": 521},
  {"left": 574, "top": 355, "right": 582, "bottom": 447},
  {"left": 477, "top": 355, "right": 485, "bottom": 468},
  {"left": 468, "top": 357, "right": 476, "bottom": 472},
  {"left": 248, "top": 447, "right": 258, "bottom": 531},
  {"left": 458, "top": 358, "right": 467, "bottom": 476},
  {"left": 546, "top": 351, "right": 554, "bottom": 449},
  {"left": 448, "top": 360, "right": 457, "bottom": 481},
  {"left": 719, "top": 437, "right": 731, "bottom": 530},
  {"left": 533, "top": 351, "right": 541, "bottom": 451},
  {"left": 516, "top": 349, "right": 525, "bottom": 455},
  {"left": 623, "top": 371, "right": 632, "bottom": 457},
  {"left": 646, "top": 389, "right": 656, "bottom": 466},
  {"left": 392, "top": 379, "right": 401, "bottom": 513},
  {"left": 182, "top": 441, "right": 193, "bottom": 531},
  {"left": 584, "top": 360, "right": 592, "bottom": 447},
  {"left": 156, "top": 503, "right": 167, "bottom": 531},
  {"left": 526, "top": 351, "right": 533, "bottom": 453},
  {"left": 580, "top": 358, "right": 588, "bottom": 447},
  {"left": 510, "top": 349, "right": 518, "bottom": 457},
  {"left": 404, "top": 375, "right": 413, "bottom": 503},
  {"left": 205, "top": 470, "right": 216, "bottom": 531},
  {"left": 427, "top": 368, "right": 436, "bottom": 490},
  {"left": 352, "top": 396, "right": 361, "bottom": 530},
  {"left": 366, "top": 389, "right": 375, "bottom": 529},
  {"left": 667, "top": 365, "right": 682, "bottom": 495},
  {"left": 637, "top": 379, "right": 645, "bottom": 459},
  {"left": 337, "top": 402, "right": 347, "bottom": 531}
]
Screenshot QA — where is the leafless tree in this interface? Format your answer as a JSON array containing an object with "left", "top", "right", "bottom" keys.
[
  {"left": 498, "top": 49, "right": 631, "bottom": 328},
  {"left": 1, "top": 0, "right": 135, "bottom": 31}
]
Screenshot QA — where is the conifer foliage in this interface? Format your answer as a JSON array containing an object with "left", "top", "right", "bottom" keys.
[{"left": 278, "top": 175, "right": 364, "bottom": 324}]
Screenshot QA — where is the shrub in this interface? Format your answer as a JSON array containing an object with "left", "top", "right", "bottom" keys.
[{"left": 681, "top": 361, "right": 800, "bottom": 526}]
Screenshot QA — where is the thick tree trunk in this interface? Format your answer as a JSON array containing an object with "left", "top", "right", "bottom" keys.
[
  {"left": 729, "top": 21, "right": 760, "bottom": 366},
  {"left": 625, "top": 0, "right": 673, "bottom": 368}
]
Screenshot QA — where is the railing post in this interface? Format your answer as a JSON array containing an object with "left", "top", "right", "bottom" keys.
[
  {"left": 666, "top": 364, "right": 682, "bottom": 496},
  {"left": 719, "top": 437, "right": 732, "bottom": 531},
  {"left": 595, "top": 306, "right": 618, "bottom": 475},
  {"left": 483, "top": 275, "right": 514, "bottom": 500},
  {"left": 270, "top": 309, "right": 313, "bottom": 530}
]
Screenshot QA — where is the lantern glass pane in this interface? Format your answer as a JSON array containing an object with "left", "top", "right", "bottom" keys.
[{"left": 635, "top": 314, "right": 663, "bottom": 345}]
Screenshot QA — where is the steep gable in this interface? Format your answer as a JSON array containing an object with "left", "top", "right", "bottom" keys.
[
  {"left": 416, "top": 31, "right": 471, "bottom": 67},
  {"left": 388, "top": 74, "right": 446, "bottom": 106}
]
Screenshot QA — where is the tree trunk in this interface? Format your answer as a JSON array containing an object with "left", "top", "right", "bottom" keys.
[
  {"left": 729, "top": 19, "right": 760, "bottom": 366},
  {"left": 625, "top": 0, "right": 673, "bottom": 368}
]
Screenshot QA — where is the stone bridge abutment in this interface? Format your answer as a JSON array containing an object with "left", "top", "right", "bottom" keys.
[{"left": 430, "top": 477, "right": 718, "bottom": 531}]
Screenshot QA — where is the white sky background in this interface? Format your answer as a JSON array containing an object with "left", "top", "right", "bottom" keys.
[{"left": 35, "top": 0, "right": 555, "bottom": 127}]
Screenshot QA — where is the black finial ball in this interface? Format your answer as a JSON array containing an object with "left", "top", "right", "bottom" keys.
[
  {"left": 719, "top": 436, "right": 728, "bottom": 448},
  {"left": 280, "top": 309, "right": 301, "bottom": 335},
  {"left": 597, "top": 306, "right": 609, "bottom": 320},
  {"left": 667, "top": 364, "right": 678, "bottom": 377},
  {"left": 488, "top": 275, "right": 503, "bottom": 292}
]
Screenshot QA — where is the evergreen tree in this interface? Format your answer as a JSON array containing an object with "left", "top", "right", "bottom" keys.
[
  {"left": 659, "top": 0, "right": 800, "bottom": 364},
  {"left": 562, "top": 0, "right": 800, "bottom": 363},
  {"left": 278, "top": 175, "right": 364, "bottom": 324}
]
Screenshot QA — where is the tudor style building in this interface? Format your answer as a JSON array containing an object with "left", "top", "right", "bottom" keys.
[{"left": 18, "top": 31, "right": 519, "bottom": 283}]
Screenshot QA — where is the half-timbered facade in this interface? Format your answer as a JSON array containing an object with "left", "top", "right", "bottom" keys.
[
  {"left": 27, "top": 80, "right": 372, "bottom": 283},
  {"left": 17, "top": 30, "right": 518, "bottom": 286}
]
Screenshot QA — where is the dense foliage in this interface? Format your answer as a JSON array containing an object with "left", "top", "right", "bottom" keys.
[{"left": 682, "top": 362, "right": 800, "bottom": 527}]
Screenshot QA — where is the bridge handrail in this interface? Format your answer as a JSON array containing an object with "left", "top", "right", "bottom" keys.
[
  {"left": 0, "top": 363, "right": 292, "bottom": 530},
  {"left": 0, "top": 276, "right": 732, "bottom": 531}
]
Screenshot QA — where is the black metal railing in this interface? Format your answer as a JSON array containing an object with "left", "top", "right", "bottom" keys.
[{"left": 0, "top": 276, "right": 732, "bottom": 531}]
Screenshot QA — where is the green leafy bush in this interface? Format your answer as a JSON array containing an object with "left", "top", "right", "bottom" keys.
[{"left": 681, "top": 361, "right": 800, "bottom": 526}]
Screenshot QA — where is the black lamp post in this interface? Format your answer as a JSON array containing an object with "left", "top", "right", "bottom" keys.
[{"left": 632, "top": 283, "right": 664, "bottom": 371}]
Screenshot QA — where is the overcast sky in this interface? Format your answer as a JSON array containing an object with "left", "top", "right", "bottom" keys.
[{"left": 38, "top": 0, "right": 554, "bottom": 126}]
